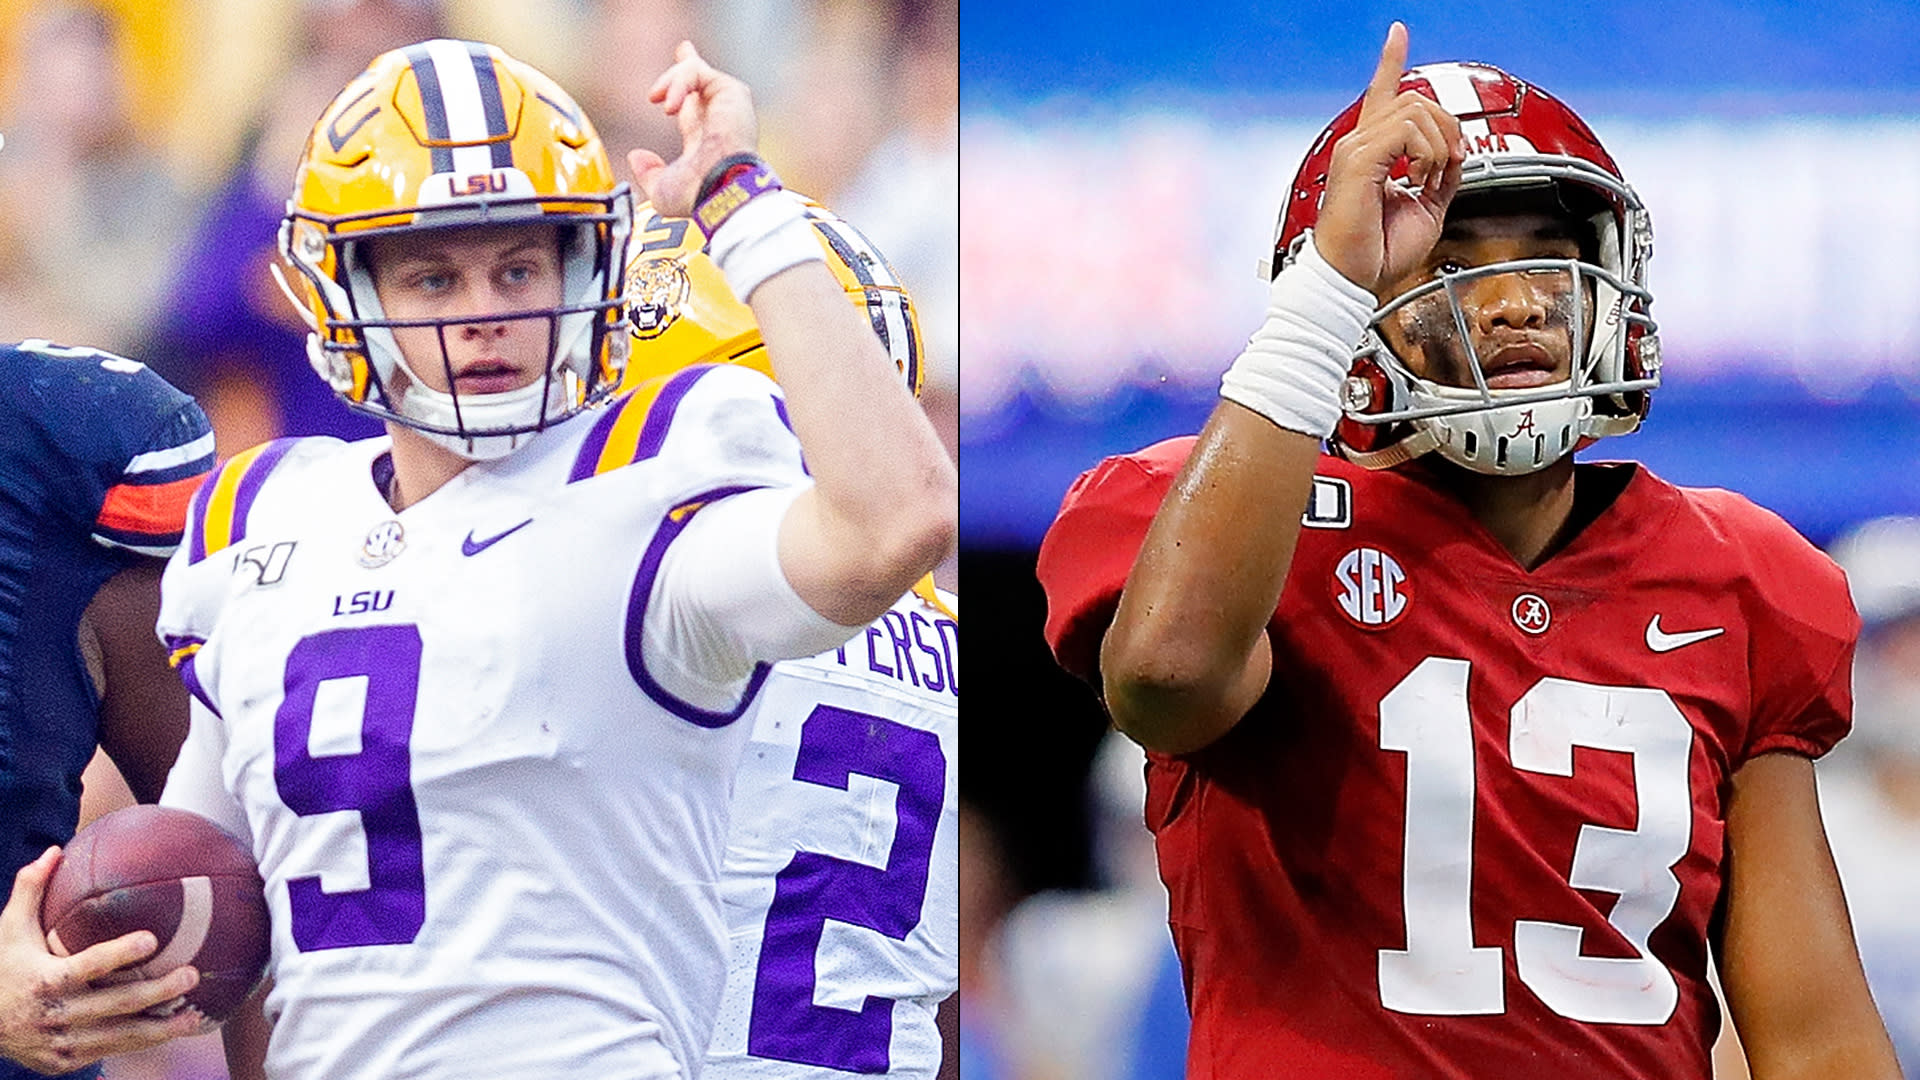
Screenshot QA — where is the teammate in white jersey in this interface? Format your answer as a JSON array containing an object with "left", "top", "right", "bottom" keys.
[
  {"left": 624, "top": 215, "right": 959, "bottom": 1078},
  {"left": 156, "top": 38, "right": 954, "bottom": 1080}
]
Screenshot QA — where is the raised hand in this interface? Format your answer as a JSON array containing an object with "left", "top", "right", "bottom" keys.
[
  {"left": 627, "top": 41, "right": 760, "bottom": 218},
  {"left": 1313, "top": 22, "right": 1465, "bottom": 296},
  {"left": 0, "top": 847, "right": 204, "bottom": 1075}
]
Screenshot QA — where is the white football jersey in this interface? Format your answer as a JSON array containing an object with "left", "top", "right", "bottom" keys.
[
  {"left": 704, "top": 585, "right": 959, "bottom": 1079},
  {"left": 158, "top": 365, "right": 844, "bottom": 1080}
]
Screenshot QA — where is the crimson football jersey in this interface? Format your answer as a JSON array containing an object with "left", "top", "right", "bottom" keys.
[{"left": 1038, "top": 441, "right": 1857, "bottom": 1080}]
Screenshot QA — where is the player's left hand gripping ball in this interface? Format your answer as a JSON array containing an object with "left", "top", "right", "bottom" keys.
[{"left": 41, "top": 806, "right": 270, "bottom": 1024}]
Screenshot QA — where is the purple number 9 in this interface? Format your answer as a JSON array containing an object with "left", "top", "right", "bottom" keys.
[
  {"left": 749, "top": 705, "right": 945, "bottom": 1074},
  {"left": 273, "top": 625, "right": 426, "bottom": 952}
]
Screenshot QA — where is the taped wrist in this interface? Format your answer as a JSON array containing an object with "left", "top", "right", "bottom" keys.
[
  {"left": 1218, "top": 233, "right": 1376, "bottom": 438},
  {"left": 705, "top": 188, "right": 824, "bottom": 303}
]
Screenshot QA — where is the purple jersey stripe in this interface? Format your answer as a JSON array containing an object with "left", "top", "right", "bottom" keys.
[
  {"left": 228, "top": 438, "right": 298, "bottom": 549},
  {"left": 623, "top": 483, "right": 771, "bottom": 728},
  {"left": 771, "top": 395, "right": 810, "bottom": 477},
  {"left": 185, "top": 470, "right": 216, "bottom": 564},
  {"left": 633, "top": 365, "right": 718, "bottom": 463},
  {"left": 569, "top": 396, "right": 630, "bottom": 483},
  {"left": 165, "top": 635, "right": 220, "bottom": 718}
]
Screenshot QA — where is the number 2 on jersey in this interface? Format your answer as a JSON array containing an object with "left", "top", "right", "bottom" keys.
[
  {"left": 273, "top": 625, "right": 427, "bottom": 952},
  {"left": 749, "top": 704, "right": 946, "bottom": 1073},
  {"left": 1378, "top": 656, "right": 1693, "bottom": 1025}
]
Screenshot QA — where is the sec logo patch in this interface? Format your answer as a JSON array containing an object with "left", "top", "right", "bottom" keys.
[{"left": 1333, "top": 546, "right": 1410, "bottom": 628}]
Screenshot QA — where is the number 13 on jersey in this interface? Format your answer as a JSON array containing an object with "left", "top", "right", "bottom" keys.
[{"left": 1378, "top": 657, "right": 1694, "bottom": 1025}]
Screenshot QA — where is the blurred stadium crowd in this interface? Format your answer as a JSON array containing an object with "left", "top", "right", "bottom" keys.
[
  {"left": 0, "top": 1, "right": 954, "bottom": 1076},
  {"left": 0, "top": 0, "right": 956, "bottom": 461}
]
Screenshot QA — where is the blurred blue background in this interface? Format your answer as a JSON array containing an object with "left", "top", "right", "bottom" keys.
[{"left": 961, "top": 0, "right": 1920, "bottom": 548}]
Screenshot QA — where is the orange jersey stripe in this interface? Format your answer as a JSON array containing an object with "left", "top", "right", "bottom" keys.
[{"left": 96, "top": 472, "right": 208, "bottom": 536}]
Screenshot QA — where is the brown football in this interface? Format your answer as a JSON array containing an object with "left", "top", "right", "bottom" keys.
[{"left": 40, "top": 805, "right": 270, "bottom": 1023}]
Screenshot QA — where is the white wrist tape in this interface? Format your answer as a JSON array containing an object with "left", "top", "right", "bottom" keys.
[
  {"left": 707, "top": 189, "right": 826, "bottom": 302},
  {"left": 1218, "top": 233, "right": 1377, "bottom": 438}
]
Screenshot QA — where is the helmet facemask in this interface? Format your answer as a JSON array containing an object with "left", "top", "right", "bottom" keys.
[
  {"left": 1332, "top": 165, "right": 1659, "bottom": 476},
  {"left": 282, "top": 190, "right": 634, "bottom": 460}
]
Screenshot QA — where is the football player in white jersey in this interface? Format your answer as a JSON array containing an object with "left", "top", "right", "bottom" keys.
[
  {"left": 155, "top": 38, "right": 954, "bottom": 1080},
  {"left": 623, "top": 208, "right": 959, "bottom": 1079}
]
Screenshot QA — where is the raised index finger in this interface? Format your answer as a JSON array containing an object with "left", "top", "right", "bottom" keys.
[{"left": 1359, "top": 22, "right": 1410, "bottom": 121}]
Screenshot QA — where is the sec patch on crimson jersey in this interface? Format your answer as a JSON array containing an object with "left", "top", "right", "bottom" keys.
[{"left": 1333, "top": 546, "right": 1410, "bottom": 628}]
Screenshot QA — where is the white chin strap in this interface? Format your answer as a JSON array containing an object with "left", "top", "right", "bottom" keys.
[
  {"left": 337, "top": 239, "right": 588, "bottom": 462},
  {"left": 1409, "top": 384, "right": 1591, "bottom": 476},
  {"left": 392, "top": 374, "right": 575, "bottom": 461}
]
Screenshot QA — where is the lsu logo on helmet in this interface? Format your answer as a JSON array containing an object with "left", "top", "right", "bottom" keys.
[{"left": 620, "top": 200, "right": 924, "bottom": 398}]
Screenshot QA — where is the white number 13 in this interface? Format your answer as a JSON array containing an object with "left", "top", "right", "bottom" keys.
[{"left": 1377, "top": 657, "right": 1693, "bottom": 1025}]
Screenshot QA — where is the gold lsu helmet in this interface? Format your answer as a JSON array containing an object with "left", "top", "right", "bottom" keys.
[
  {"left": 278, "top": 39, "right": 633, "bottom": 456},
  {"left": 621, "top": 198, "right": 924, "bottom": 397}
]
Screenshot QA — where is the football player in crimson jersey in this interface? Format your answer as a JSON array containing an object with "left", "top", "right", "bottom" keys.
[{"left": 1037, "top": 24, "right": 1898, "bottom": 1080}]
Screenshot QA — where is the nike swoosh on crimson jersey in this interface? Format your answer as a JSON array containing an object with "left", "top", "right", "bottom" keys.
[{"left": 1644, "top": 614, "right": 1725, "bottom": 653}]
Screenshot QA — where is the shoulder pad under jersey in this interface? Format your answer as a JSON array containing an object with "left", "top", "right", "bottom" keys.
[{"left": 566, "top": 362, "right": 806, "bottom": 500}]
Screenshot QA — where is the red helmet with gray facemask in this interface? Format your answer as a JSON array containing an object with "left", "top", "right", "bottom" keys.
[{"left": 1272, "top": 62, "right": 1659, "bottom": 476}]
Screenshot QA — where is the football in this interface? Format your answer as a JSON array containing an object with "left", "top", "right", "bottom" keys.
[{"left": 40, "top": 805, "right": 271, "bottom": 1023}]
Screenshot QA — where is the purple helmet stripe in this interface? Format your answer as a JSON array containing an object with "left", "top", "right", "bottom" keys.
[
  {"left": 466, "top": 42, "right": 513, "bottom": 169},
  {"left": 403, "top": 44, "right": 456, "bottom": 174}
]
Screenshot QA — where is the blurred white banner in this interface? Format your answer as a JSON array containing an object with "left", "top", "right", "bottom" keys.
[{"left": 962, "top": 111, "right": 1920, "bottom": 416}]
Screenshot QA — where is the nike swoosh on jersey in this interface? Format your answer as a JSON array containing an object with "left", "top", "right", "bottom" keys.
[
  {"left": 461, "top": 519, "right": 533, "bottom": 556},
  {"left": 1645, "top": 615, "right": 1725, "bottom": 653}
]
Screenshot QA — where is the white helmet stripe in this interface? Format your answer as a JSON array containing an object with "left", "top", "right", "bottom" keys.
[
  {"left": 423, "top": 38, "right": 494, "bottom": 175},
  {"left": 1419, "top": 63, "right": 1487, "bottom": 117}
]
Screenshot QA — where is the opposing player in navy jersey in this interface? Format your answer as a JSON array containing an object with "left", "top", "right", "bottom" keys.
[
  {"left": 1040, "top": 24, "right": 1898, "bottom": 1080},
  {"left": 0, "top": 342, "right": 216, "bottom": 1076}
]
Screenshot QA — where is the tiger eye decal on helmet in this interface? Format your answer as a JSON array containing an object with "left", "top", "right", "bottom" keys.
[
  {"left": 619, "top": 199, "right": 924, "bottom": 399},
  {"left": 277, "top": 38, "right": 634, "bottom": 461},
  {"left": 1273, "top": 61, "right": 1659, "bottom": 477}
]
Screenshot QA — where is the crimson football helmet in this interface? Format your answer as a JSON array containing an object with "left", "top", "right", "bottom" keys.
[{"left": 1274, "top": 62, "right": 1659, "bottom": 475}]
